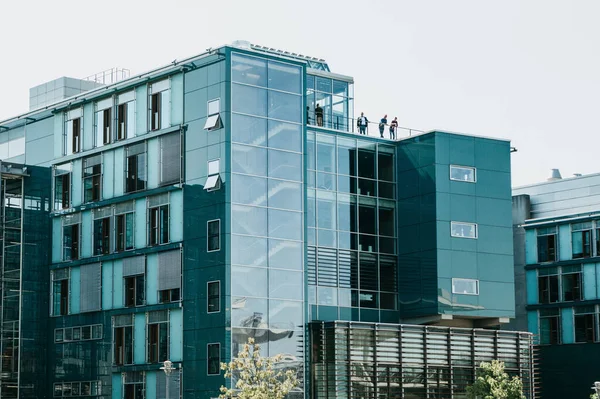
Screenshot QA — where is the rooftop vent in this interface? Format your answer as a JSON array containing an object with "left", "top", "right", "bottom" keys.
[
  {"left": 573, "top": 173, "right": 582, "bottom": 177},
  {"left": 231, "top": 40, "right": 252, "bottom": 50},
  {"left": 547, "top": 169, "right": 562, "bottom": 181}
]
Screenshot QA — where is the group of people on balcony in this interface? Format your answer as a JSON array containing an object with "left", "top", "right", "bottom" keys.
[{"left": 307, "top": 104, "right": 399, "bottom": 140}]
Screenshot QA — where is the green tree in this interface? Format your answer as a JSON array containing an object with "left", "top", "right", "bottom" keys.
[
  {"left": 219, "top": 337, "right": 299, "bottom": 399},
  {"left": 466, "top": 360, "right": 525, "bottom": 399}
]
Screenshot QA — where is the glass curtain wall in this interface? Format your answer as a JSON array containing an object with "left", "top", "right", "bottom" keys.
[
  {"left": 306, "top": 75, "right": 353, "bottom": 131},
  {"left": 307, "top": 132, "right": 397, "bottom": 322},
  {"left": 230, "top": 52, "right": 305, "bottom": 397}
]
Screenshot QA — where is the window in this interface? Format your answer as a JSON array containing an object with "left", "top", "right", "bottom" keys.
[
  {"left": 207, "top": 219, "right": 220, "bottom": 252},
  {"left": 451, "top": 278, "right": 479, "bottom": 295},
  {"left": 159, "top": 133, "right": 181, "bottom": 185},
  {"left": 80, "top": 263, "right": 101, "bottom": 313},
  {"left": 113, "top": 315, "right": 134, "bottom": 365},
  {"left": 125, "top": 275, "right": 145, "bottom": 307},
  {"left": 539, "top": 309, "right": 561, "bottom": 345},
  {"left": 55, "top": 324, "right": 103, "bottom": 343},
  {"left": 450, "top": 221, "right": 477, "bottom": 239},
  {"left": 123, "top": 372, "right": 144, "bottom": 399},
  {"left": 450, "top": 165, "right": 476, "bottom": 182},
  {"left": 207, "top": 281, "right": 220, "bottom": 313},
  {"left": 159, "top": 288, "right": 180, "bottom": 303},
  {"left": 117, "top": 91, "right": 136, "bottom": 140},
  {"left": 63, "top": 214, "right": 80, "bottom": 261},
  {"left": 53, "top": 381, "right": 101, "bottom": 397},
  {"left": 54, "top": 163, "right": 72, "bottom": 210},
  {"left": 574, "top": 306, "right": 597, "bottom": 343},
  {"left": 95, "top": 97, "right": 113, "bottom": 147},
  {"left": 561, "top": 266, "right": 582, "bottom": 302},
  {"left": 116, "top": 212, "right": 135, "bottom": 252},
  {"left": 149, "top": 196, "right": 169, "bottom": 246},
  {"left": 93, "top": 207, "right": 112, "bottom": 255},
  {"left": 83, "top": 155, "right": 102, "bottom": 203},
  {"left": 150, "top": 79, "right": 170, "bottom": 131},
  {"left": 64, "top": 108, "right": 82, "bottom": 156},
  {"left": 572, "top": 222, "right": 592, "bottom": 259},
  {"left": 147, "top": 311, "right": 169, "bottom": 363},
  {"left": 158, "top": 250, "right": 181, "bottom": 303},
  {"left": 125, "top": 143, "right": 147, "bottom": 193},
  {"left": 537, "top": 227, "right": 557, "bottom": 263},
  {"left": 204, "top": 98, "right": 222, "bottom": 130},
  {"left": 538, "top": 268, "right": 559, "bottom": 303},
  {"left": 207, "top": 343, "right": 220, "bottom": 375},
  {"left": 52, "top": 269, "right": 69, "bottom": 316},
  {"left": 205, "top": 159, "right": 221, "bottom": 191}
]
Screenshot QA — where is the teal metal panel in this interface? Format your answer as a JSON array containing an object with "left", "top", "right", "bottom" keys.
[
  {"left": 71, "top": 158, "right": 83, "bottom": 206},
  {"left": 526, "top": 270, "right": 538, "bottom": 304},
  {"left": 135, "top": 198, "right": 147, "bottom": 249},
  {"left": 102, "top": 261, "right": 113, "bottom": 309},
  {"left": 596, "top": 263, "right": 600, "bottom": 299},
  {"left": 583, "top": 263, "right": 597, "bottom": 300},
  {"left": 134, "top": 313, "right": 146, "bottom": 364},
  {"left": 146, "top": 371, "right": 157, "bottom": 399},
  {"left": 171, "top": 73, "right": 184, "bottom": 125},
  {"left": 103, "top": 150, "right": 115, "bottom": 199},
  {"left": 113, "top": 146, "right": 125, "bottom": 197},
  {"left": 558, "top": 224, "right": 571, "bottom": 261},
  {"left": 81, "top": 210, "right": 92, "bottom": 258},
  {"left": 112, "top": 259, "right": 124, "bottom": 308},
  {"left": 136, "top": 85, "right": 147, "bottom": 135},
  {"left": 53, "top": 115, "right": 62, "bottom": 159},
  {"left": 561, "top": 307, "right": 574, "bottom": 344},
  {"left": 527, "top": 311, "right": 538, "bottom": 336},
  {"left": 70, "top": 267, "right": 80, "bottom": 314},
  {"left": 52, "top": 217, "right": 62, "bottom": 263},
  {"left": 146, "top": 253, "right": 158, "bottom": 305},
  {"left": 112, "top": 373, "right": 122, "bottom": 399},
  {"left": 525, "top": 229, "right": 537, "bottom": 264},
  {"left": 170, "top": 308, "right": 183, "bottom": 361},
  {"left": 147, "top": 137, "right": 159, "bottom": 189},
  {"left": 170, "top": 189, "right": 183, "bottom": 242},
  {"left": 83, "top": 102, "right": 94, "bottom": 151}
]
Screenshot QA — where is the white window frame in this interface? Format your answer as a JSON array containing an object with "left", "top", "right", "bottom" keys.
[
  {"left": 452, "top": 278, "right": 479, "bottom": 295},
  {"left": 451, "top": 221, "right": 478, "bottom": 239},
  {"left": 207, "top": 219, "right": 221, "bottom": 252},
  {"left": 207, "top": 280, "right": 221, "bottom": 314},
  {"left": 204, "top": 98, "right": 222, "bottom": 130},
  {"left": 205, "top": 159, "right": 221, "bottom": 191},
  {"left": 450, "top": 165, "right": 476, "bottom": 183}
]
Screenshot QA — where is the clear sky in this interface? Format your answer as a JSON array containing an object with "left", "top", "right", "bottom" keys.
[{"left": 1, "top": 0, "right": 598, "bottom": 187}]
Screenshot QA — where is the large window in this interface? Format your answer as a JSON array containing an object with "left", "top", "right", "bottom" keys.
[
  {"left": 572, "top": 222, "right": 592, "bottom": 259},
  {"left": 450, "top": 165, "right": 476, "bottom": 182},
  {"left": 94, "top": 97, "right": 113, "bottom": 147},
  {"left": 62, "top": 214, "right": 80, "bottom": 261},
  {"left": 561, "top": 266, "right": 582, "bottom": 302},
  {"left": 83, "top": 155, "right": 102, "bottom": 203},
  {"left": 125, "top": 142, "right": 147, "bottom": 193},
  {"left": 207, "top": 219, "right": 220, "bottom": 252},
  {"left": 116, "top": 202, "right": 135, "bottom": 252},
  {"left": 124, "top": 275, "right": 145, "bottom": 307},
  {"left": 93, "top": 207, "right": 112, "bottom": 255},
  {"left": 54, "top": 163, "right": 72, "bottom": 210},
  {"left": 114, "top": 315, "right": 134, "bottom": 365},
  {"left": 53, "top": 381, "right": 101, "bottom": 397},
  {"left": 574, "top": 306, "right": 597, "bottom": 343},
  {"left": 451, "top": 221, "right": 477, "bottom": 239},
  {"left": 204, "top": 98, "right": 222, "bottom": 130},
  {"left": 64, "top": 108, "right": 82, "bottom": 156},
  {"left": 537, "top": 227, "right": 557, "bottom": 263},
  {"left": 159, "top": 133, "right": 181, "bottom": 185},
  {"left": 204, "top": 159, "right": 221, "bottom": 191},
  {"left": 452, "top": 278, "right": 479, "bottom": 295},
  {"left": 207, "top": 343, "right": 220, "bottom": 375},
  {"left": 117, "top": 91, "right": 136, "bottom": 141},
  {"left": 52, "top": 269, "right": 69, "bottom": 316},
  {"left": 149, "top": 195, "right": 169, "bottom": 246},
  {"left": 150, "top": 79, "right": 170, "bottom": 131},
  {"left": 123, "top": 372, "right": 144, "bottom": 399},
  {"left": 538, "top": 268, "right": 559, "bottom": 304},
  {"left": 158, "top": 250, "right": 181, "bottom": 303},
  {"left": 147, "top": 311, "right": 169, "bottom": 363},
  {"left": 207, "top": 281, "right": 220, "bottom": 313},
  {"left": 539, "top": 309, "right": 560, "bottom": 345}
]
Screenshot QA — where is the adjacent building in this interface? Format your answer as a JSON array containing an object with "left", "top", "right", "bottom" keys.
[
  {"left": 513, "top": 171, "right": 600, "bottom": 399},
  {"left": 0, "top": 40, "right": 534, "bottom": 399}
]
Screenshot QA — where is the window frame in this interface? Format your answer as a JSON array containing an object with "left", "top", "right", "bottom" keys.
[
  {"left": 451, "top": 278, "right": 479, "bottom": 295},
  {"left": 113, "top": 317, "right": 134, "bottom": 366},
  {"left": 64, "top": 109, "right": 82, "bottom": 156},
  {"left": 83, "top": 155, "right": 103, "bottom": 203},
  {"left": 574, "top": 308, "right": 597, "bottom": 343},
  {"left": 449, "top": 165, "right": 476, "bottom": 183},
  {"left": 125, "top": 142, "right": 147, "bottom": 193},
  {"left": 159, "top": 288, "right": 181, "bottom": 304},
  {"left": 537, "top": 227, "right": 558, "bottom": 263},
  {"left": 207, "top": 343, "right": 221, "bottom": 375},
  {"left": 207, "top": 219, "right": 221, "bottom": 252},
  {"left": 539, "top": 310, "right": 561, "bottom": 345},
  {"left": 207, "top": 280, "right": 221, "bottom": 313},
  {"left": 571, "top": 222, "right": 592, "bottom": 259},
  {"left": 124, "top": 274, "right": 145, "bottom": 308},
  {"left": 204, "top": 98, "right": 223, "bottom": 130},
  {"left": 51, "top": 270, "right": 70, "bottom": 316},
  {"left": 62, "top": 215, "right": 81, "bottom": 261},
  {"left": 149, "top": 204, "right": 170, "bottom": 246},
  {"left": 54, "top": 163, "right": 72, "bottom": 210},
  {"left": 205, "top": 158, "right": 221, "bottom": 191},
  {"left": 93, "top": 213, "right": 112, "bottom": 256},
  {"left": 147, "top": 311, "right": 170, "bottom": 364},
  {"left": 450, "top": 221, "right": 478, "bottom": 239},
  {"left": 115, "top": 211, "right": 135, "bottom": 252}
]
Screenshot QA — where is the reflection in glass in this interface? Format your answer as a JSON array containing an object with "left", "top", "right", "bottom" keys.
[
  {"left": 317, "top": 229, "right": 336, "bottom": 248},
  {"left": 232, "top": 174, "right": 267, "bottom": 206},
  {"left": 232, "top": 266, "right": 268, "bottom": 297},
  {"left": 307, "top": 190, "right": 316, "bottom": 228},
  {"left": 307, "top": 132, "right": 316, "bottom": 170},
  {"left": 337, "top": 138, "right": 356, "bottom": 176},
  {"left": 231, "top": 297, "right": 268, "bottom": 327},
  {"left": 268, "top": 209, "right": 302, "bottom": 241},
  {"left": 232, "top": 328, "right": 270, "bottom": 358},
  {"left": 231, "top": 235, "right": 268, "bottom": 267},
  {"left": 232, "top": 205, "right": 268, "bottom": 237},
  {"left": 338, "top": 175, "right": 357, "bottom": 194},
  {"left": 359, "top": 204, "right": 376, "bottom": 234},
  {"left": 269, "top": 239, "right": 303, "bottom": 270},
  {"left": 268, "top": 61, "right": 301, "bottom": 94},
  {"left": 316, "top": 77, "right": 332, "bottom": 93},
  {"left": 232, "top": 84, "right": 268, "bottom": 116},
  {"left": 318, "top": 286, "right": 337, "bottom": 306},
  {"left": 378, "top": 151, "right": 394, "bottom": 181},
  {"left": 232, "top": 114, "right": 267, "bottom": 146},
  {"left": 317, "top": 191, "right": 336, "bottom": 230},
  {"left": 268, "top": 149, "right": 302, "bottom": 181},
  {"left": 268, "top": 120, "right": 302, "bottom": 153},
  {"left": 232, "top": 144, "right": 267, "bottom": 176},
  {"left": 268, "top": 91, "right": 302, "bottom": 123},
  {"left": 232, "top": 54, "right": 267, "bottom": 87},
  {"left": 268, "top": 179, "right": 302, "bottom": 211},
  {"left": 269, "top": 269, "right": 303, "bottom": 300},
  {"left": 338, "top": 195, "right": 358, "bottom": 232},
  {"left": 333, "top": 80, "right": 348, "bottom": 96},
  {"left": 270, "top": 299, "right": 303, "bottom": 328},
  {"left": 317, "top": 134, "right": 335, "bottom": 173},
  {"left": 317, "top": 172, "right": 336, "bottom": 191}
]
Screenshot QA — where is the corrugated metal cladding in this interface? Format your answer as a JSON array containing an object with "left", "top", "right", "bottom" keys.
[{"left": 310, "top": 322, "right": 537, "bottom": 399}]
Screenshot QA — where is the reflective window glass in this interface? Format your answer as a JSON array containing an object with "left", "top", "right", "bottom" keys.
[
  {"left": 268, "top": 120, "right": 302, "bottom": 152},
  {"left": 451, "top": 222, "right": 478, "bottom": 239},
  {"left": 232, "top": 54, "right": 267, "bottom": 87},
  {"left": 450, "top": 165, "right": 476, "bottom": 182},
  {"left": 452, "top": 278, "right": 479, "bottom": 295},
  {"left": 317, "top": 191, "right": 336, "bottom": 230},
  {"left": 268, "top": 209, "right": 302, "bottom": 241},
  {"left": 231, "top": 297, "right": 268, "bottom": 327},
  {"left": 318, "top": 229, "right": 337, "bottom": 248},
  {"left": 378, "top": 152, "right": 394, "bottom": 181},
  {"left": 333, "top": 80, "right": 349, "bottom": 96},
  {"left": 268, "top": 61, "right": 301, "bottom": 94},
  {"left": 269, "top": 239, "right": 302, "bottom": 270},
  {"left": 232, "top": 205, "right": 267, "bottom": 237},
  {"left": 307, "top": 132, "right": 316, "bottom": 170},
  {"left": 231, "top": 114, "right": 267, "bottom": 146},
  {"left": 232, "top": 83, "right": 267, "bottom": 116},
  {"left": 231, "top": 235, "right": 268, "bottom": 267},
  {"left": 269, "top": 299, "right": 302, "bottom": 329},
  {"left": 338, "top": 195, "right": 358, "bottom": 232},
  {"left": 269, "top": 269, "right": 303, "bottom": 300},
  {"left": 318, "top": 286, "right": 338, "bottom": 306},
  {"left": 358, "top": 148, "right": 376, "bottom": 179},
  {"left": 317, "top": 135, "right": 336, "bottom": 173},
  {"left": 316, "top": 77, "right": 332, "bottom": 93},
  {"left": 268, "top": 149, "right": 302, "bottom": 181},
  {"left": 306, "top": 75, "right": 315, "bottom": 91},
  {"left": 268, "top": 90, "right": 302, "bottom": 123},
  {"left": 232, "top": 144, "right": 267, "bottom": 176},
  {"left": 232, "top": 266, "right": 268, "bottom": 297},
  {"left": 232, "top": 174, "right": 267, "bottom": 206},
  {"left": 268, "top": 179, "right": 302, "bottom": 211},
  {"left": 307, "top": 189, "right": 316, "bottom": 228}
]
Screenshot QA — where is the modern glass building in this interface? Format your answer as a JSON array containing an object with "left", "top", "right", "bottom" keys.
[
  {"left": 513, "top": 172, "right": 600, "bottom": 399},
  {"left": 0, "top": 40, "right": 534, "bottom": 399}
]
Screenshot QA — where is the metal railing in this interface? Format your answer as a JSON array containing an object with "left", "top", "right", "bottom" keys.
[
  {"left": 84, "top": 67, "right": 131, "bottom": 85},
  {"left": 306, "top": 111, "right": 424, "bottom": 140}
]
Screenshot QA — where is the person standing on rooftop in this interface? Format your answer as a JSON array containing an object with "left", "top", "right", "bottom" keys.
[
  {"left": 315, "top": 104, "right": 324, "bottom": 127},
  {"left": 390, "top": 117, "right": 398, "bottom": 140},
  {"left": 379, "top": 114, "right": 388, "bottom": 138},
  {"left": 357, "top": 112, "right": 369, "bottom": 135}
]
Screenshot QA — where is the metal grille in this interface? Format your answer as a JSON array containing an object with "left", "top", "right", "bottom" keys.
[
  {"left": 122, "top": 256, "right": 145, "bottom": 277},
  {"left": 79, "top": 263, "right": 101, "bottom": 313},
  {"left": 310, "top": 321, "right": 537, "bottom": 399},
  {"left": 158, "top": 250, "right": 181, "bottom": 290}
]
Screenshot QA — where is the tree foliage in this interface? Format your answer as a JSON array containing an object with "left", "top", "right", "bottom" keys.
[
  {"left": 219, "top": 337, "right": 299, "bottom": 399},
  {"left": 466, "top": 360, "right": 525, "bottom": 399}
]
